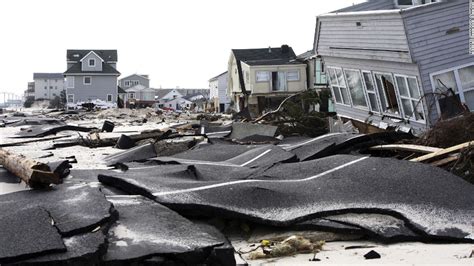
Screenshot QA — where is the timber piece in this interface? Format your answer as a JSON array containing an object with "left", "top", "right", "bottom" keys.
[
  {"left": 0, "top": 148, "right": 60, "bottom": 188},
  {"left": 369, "top": 144, "right": 442, "bottom": 154},
  {"left": 430, "top": 154, "right": 460, "bottom": 167},
  {"left": 410, "top": 141, "right": 474, "bottom": 163},
  {"left": 0, "top": 135, "right": 70, "bottom": 148}
]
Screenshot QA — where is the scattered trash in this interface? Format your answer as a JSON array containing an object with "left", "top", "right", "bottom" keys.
[
  {"left": 364, "top": 250, "right": 381, "bottom": 260},
  {"left": 247, "top": 236, "right": 324, "bottom": 260},
  {"left": 101, "top": 120, "right": 115, "bottom": 132},
  {"left": 115, "top": 134, "right": 136, "bottom": 149}
]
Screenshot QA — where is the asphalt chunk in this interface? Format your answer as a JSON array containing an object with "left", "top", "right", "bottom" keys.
[{"left": 0, "top": 207, "right": 66, "bottom": 264}]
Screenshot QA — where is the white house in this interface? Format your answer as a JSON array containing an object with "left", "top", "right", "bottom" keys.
[{"left": 33, "top": 73, "right": 65, "bottom": 100}]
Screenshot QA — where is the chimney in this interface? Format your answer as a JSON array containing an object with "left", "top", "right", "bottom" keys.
[
  {"left": 281, "top": 45, "right": 290, "bottom": 54},
  {"left": 268, "top": 46, "right": 272, "bottom": 53}
]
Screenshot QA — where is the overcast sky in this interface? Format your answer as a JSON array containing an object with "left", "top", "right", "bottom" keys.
[{"left": 0, "top": 0, "right": 364, "bottom": 95}]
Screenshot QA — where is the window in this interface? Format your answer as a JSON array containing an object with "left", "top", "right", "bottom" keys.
[
  {"left": 272, "top": 72, "right": 287, "bottom": 91},
  {"left": 362, "top": 71, "right": 380, "bottom": 112},
  {"left": 107, "top": 94, "right": 113, "bottom": 102},
  {"left": 327, "top": 67, "right": 350, "bottom": 105},
  {"left": 83, "top": 76, "right": 91, "bottom": 85},
  {"left": 287, "top": 70, "right": 300, "bottom": 81},
  {"left": 49, "top": 86, "right": 53, "bottom": 89},
  {"left": 129, "top": 93, "right": 135, "bottom": 99},
  {"left": 374, "top": 73, "right": 400, "bottom": 115},
  {"left": 124, "top": 81, "right": 130, "bottom": 86},
  {"left": 52, "top": 93, "right": 56, "bottom": 97},
  {"left": 67, "top": 94, "right": 74, "bottom": 103},
  {"left": 44, "top": 86, "right": 47, "bottom": 90},
  {"left": 344, "top": 70, "right": 368, "bottom": 108},
  {"left": 432, "top": 64, "right": 474, "bottom": 112},
  {"left": 55, "top": 86, "right": 57, "bottom": 90},
  {"left": 314, "top": 58, "right": 327, "bottom": 85},
  {"left": 132, "top": 80, "right": 139, "bottom": 86},
  {"left": 66, "top": 77, "right": 74, "bottom": 88},
  {"left": 89, "top": 59, "right": 95, "bottom": 67},
  {"left": 256, "top": 71, "right": 270, "bottom": 82},
  {"left": 395, "top": 75, "right": 425, "bottom": 121}
]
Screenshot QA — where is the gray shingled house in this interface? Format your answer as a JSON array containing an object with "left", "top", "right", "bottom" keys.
[
  {"left": 314, "top": 0, "right": 473, "bottom": 134},
  {"left": 64, "top": 50, "right": 120, "bottom": 105}
]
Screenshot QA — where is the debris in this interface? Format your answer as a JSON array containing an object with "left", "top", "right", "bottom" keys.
[
  {"left": 0, "top": 148, "right": 61, "bottom": 188},
  {"left": 364, "top": 250, "right": 381, "bottom": 259},
  {"left": 229, "top": 122, "right": 277, "bottom": 140},
  {"left": 115, "top": 134, "right": 136, "bottom": 149},
  {"left": 14, "top": 125, "right": 97, "bottom": 138},
  {"left": 101, "top": 120, "right": 115, "bottom": 132},
  {"left": 417, "top": 113, "right": 474, "bottom": 148},
  {"left": 247, "top": 236, "right": 324, "bottom": 260},
  {"left": 410, "top": 141, "right": 474, "bottom": 163},
  {"left": 345, "top": 245, "right": 377, "bottom": 250},
  {"left": 369, "top": 144, "right": 442, "bottom": 154}
]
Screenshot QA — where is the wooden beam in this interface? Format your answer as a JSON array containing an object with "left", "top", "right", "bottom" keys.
[
  {"left": 0, "top": 148, "right": 61, "bottom": 188},
  {"left": 430, "top": 155, "right": 460, "bottom": 167},
  {"left": 410, "top": 141, "right": 474, "bottom": 163},
  {"left": 369, "top": 144, "right": 442, "bottom": 154}
]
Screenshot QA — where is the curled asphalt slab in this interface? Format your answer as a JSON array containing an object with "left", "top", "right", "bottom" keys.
[
  {"left": 0, "top": 207, "right": 66, "bottom": 264},
  {"left": 104, "top": 196, "right": 224, "bottom": 263},
  {"left": 99, "top": 155, "right": 474, "bottom": 242},
  {"left": 13, "top": 125, "right": 96, "bottom": 138},
  {"left": 0, "top": 183, "right": 114, "bottom": 236}
]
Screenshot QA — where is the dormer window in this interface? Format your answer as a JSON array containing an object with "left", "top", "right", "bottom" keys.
[
  {"left": 89, "top": 59, "right": 96, "bottom": 67},
  {"left": 396, "top": 0, "right": 438, "bottom": 7}
]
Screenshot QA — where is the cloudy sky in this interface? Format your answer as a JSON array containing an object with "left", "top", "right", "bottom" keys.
[{"left": 0, "top": 0, "right": 364, "bottom": 95}]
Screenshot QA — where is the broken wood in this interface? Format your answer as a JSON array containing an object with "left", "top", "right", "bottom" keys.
[
  {"left": 369, "top": 144, "right": 442, "bottom": 154},
  {"left": 0, "top": 135, "right": 71, "bottom": 148},
  {"left": 430, "top": 155, "right": 460, "bottom": 167},
  {"left": 253, "top": 92, "right": 304, "bottom": 123},
  {"left": 0, "top": 148, "right": 60, "bottom": 188},
  {"left": 410, "top": 141, "right": 474, "bottom": 163}
]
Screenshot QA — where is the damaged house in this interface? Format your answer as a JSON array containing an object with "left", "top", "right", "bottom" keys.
[
  {"left": 314, "top": 0, "right": 474, "bottom": 134},
  {"left": 64, "top": 50, "right": 120, "bottom": 105},
  {"left": 228, "top": 45, "right": 307, "bottom": 116}
]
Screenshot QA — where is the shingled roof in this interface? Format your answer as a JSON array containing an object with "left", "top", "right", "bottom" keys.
[
  {"left": 64, "top": 63, "right": 120, "bottom": 75},
  {"left": 67, "top": 50, "right": 117, "bottom": 62},
  {"left": 231, "top": 45, "right": 297, "bottom": 93},
  {"left": 33, "top": 73, "right": 64, "bottom": 79}
]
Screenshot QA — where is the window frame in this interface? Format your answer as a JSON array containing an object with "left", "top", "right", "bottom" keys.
[
  {"left": 343, "top": 68, "right": 369, "bottom": 110},
  {"left": 88, "top": 58, "right": 96, "bottom": 67},
  {"left": 124, "top": 81, "right": 130, "bottom": 86},
  {"left": 287, "top": 70, "right": 300, "bottom": 81},
  {"left": 430, "top": 62, "right": 474, "bottom": 114},
  {"left": 327, "top": 66, "right": 351, "bottom": 106},
  {"left": 256, "top": 71, "right": 270, "bottom": 82},
  {"left": 67, "top": 94, "right": 74, "bottom": 103},
  {"left": 394, "top": 74, "right": 426, "bottom": 123},
  {"left": 373, "top": 71, "right": 402, "bottom": 117},
  {"left": 361, "top": 70, "right": 381, "bottom": 113},
  {"left": 66, "top": 77, "right": 74, "bottom": 89},
  {"left": 83, "top": 76, "right": 92, "bottom": 85},
  {"left": 107, "top": 94, "right": 113, "bottom": 102}
]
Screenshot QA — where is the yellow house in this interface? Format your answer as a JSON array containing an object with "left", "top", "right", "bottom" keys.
[{"left": 228, "top": 45, "right": 307, "bottom": 116}]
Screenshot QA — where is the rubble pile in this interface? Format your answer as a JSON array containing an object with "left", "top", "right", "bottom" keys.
[{"left": 0, "top": 110, "right": 473, "bottom": 265}]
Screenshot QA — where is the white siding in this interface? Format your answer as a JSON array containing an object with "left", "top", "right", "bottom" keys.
[{"left": 317, "top": 12, "right": 412, "bottom": 63}]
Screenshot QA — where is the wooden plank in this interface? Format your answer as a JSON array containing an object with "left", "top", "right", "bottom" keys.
[
  {"left": 0, "top": 148, "right": 60, "bottom": 188},
  {"left": 430, "top": 155, "right": 460, "bottom": 167},
  {"left": 410, "top": 141, "right": 474, "bottom": 163},
  {"left": 369, "top": 144, "right": 442, "bottom": 154}
]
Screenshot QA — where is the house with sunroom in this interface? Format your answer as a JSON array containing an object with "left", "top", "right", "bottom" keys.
[
  {"left": 314, "top": 0, "right": 473, "bottom": 134},
  {"left": 228, "top": 45, "right": 307, "bottom": 116},
  {"left": 64, "top": 49, "right": 120, "bottom": 106}
]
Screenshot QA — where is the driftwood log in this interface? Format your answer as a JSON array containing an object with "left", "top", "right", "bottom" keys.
[{"left": 0, "top": 148, "right": 60, "bottom": 188}]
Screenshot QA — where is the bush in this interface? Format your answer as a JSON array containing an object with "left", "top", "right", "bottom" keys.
[{"left": 23, "top": 96, "right": 34, "bottom": 108}]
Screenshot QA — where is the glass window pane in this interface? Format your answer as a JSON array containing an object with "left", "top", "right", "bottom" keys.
[
  {"left": 336, "top": 69, "right": 345, "bottom": 87},
  {"left": 331, "top": 86, "right": 342, "bottom": 103},
  {"left": 463, "top": 90, "right": 474, "bottom": 111},
  {"left": 412, "top": 100, "right": 425, "bottom": 120},
  {"left": 375, "top": 73, "right": 399, "bottom": 114},
  {"left": 363, "top": 72, "right": 375, "bottom": 92},
  {"left": 401, "top": 99, "right": 413, "bottom": 118},
  {"left": 368, "top": 93, "right": 380, "bottom": 112},
  {"left": 344, "top": 70, "right": 367, "bottom": 107},
  {"left": 459, "top": 65, "right": 474, "bottom": 91},
  {"left": 287, "top": 70, "right": 299, "bottom": 81},
  {"left": 407, "top": 77, "right": 420, "bottom": 99},
  {"left": 328, "top": 69, "right": 337, "bottom": 85},
  {"left": 433, "top": 71, "right": 458, "bottom": 93},
  {"left": 396, "top": 76, "right": 409, "bottom": 97},
  {"left": 340, "top": 87, "right": 351, "bottom": 105}
]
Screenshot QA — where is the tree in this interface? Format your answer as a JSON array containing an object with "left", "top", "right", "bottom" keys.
[{"left": 23, "top": 96, "right": 34, "bottom": 108}]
